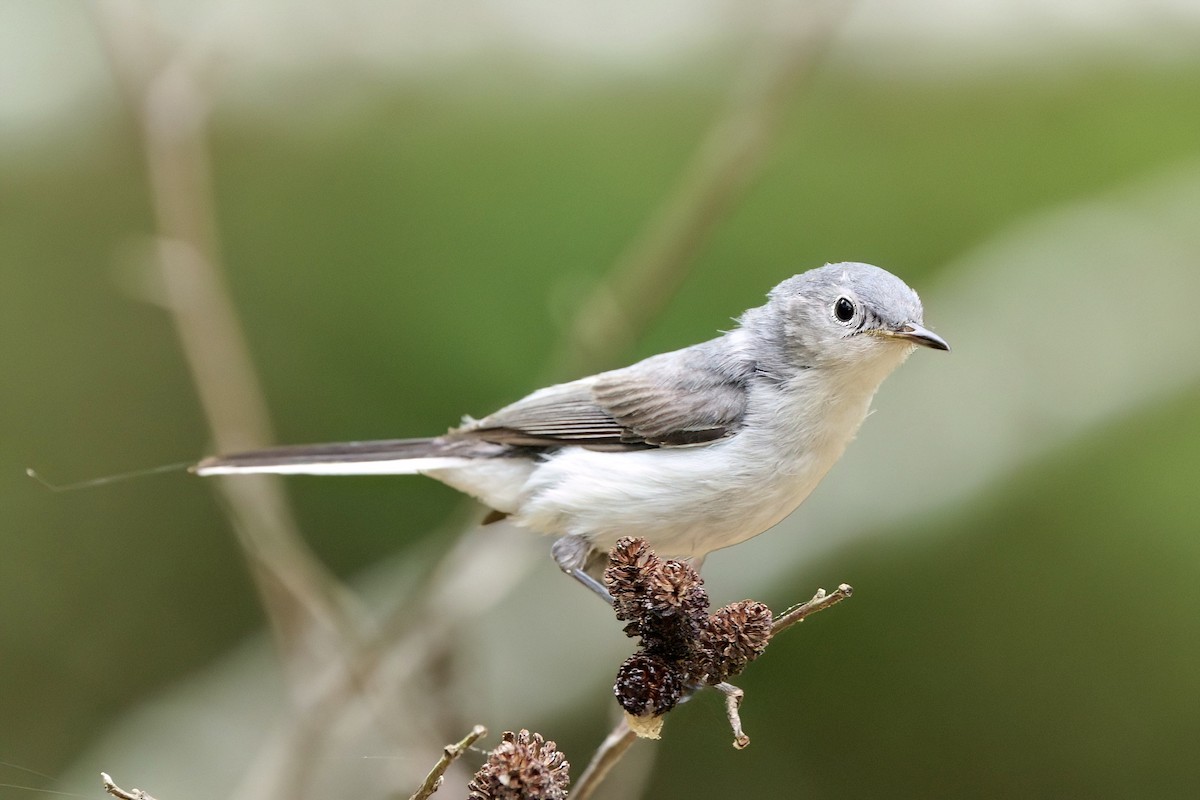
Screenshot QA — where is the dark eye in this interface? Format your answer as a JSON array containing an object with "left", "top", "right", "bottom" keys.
[{"left": 833, "top": 297, "right": 855, "bottom": 323}]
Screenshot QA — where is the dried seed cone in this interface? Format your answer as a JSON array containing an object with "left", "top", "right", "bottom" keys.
[
  {"left": 606, "top": 540, "right": 777, "bottom": 728},
  {"left": 645, "top": 560, "right": 709, "bottom": 620},
  {"left": 639, "top": 559, "right": 708, "bottom": 658},
  {"left": 605, "top": 538, "right": 710, "bottom": 658},
  {"left": 699, "top": 600, "right": 775, "bottom": 682},
  {"left": 604, "top": 537, "right": 661, "bottom": 622},
  {"left": 614, "top": 652, "right": 685, "bottom": 717},
  {"left": 466, "top": 729, "right": 570, "bottom": 800}
]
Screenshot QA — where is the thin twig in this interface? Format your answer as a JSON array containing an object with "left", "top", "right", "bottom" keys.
[
  {"left": 701, "top": 583, "right": 852, "bottom": 749},
  {"left": 713, "top": 682, "right": 751, "bottom": 750},
  {"left": 570, "top": 718, "right": 638, "bottom": 800},
  {"left": 89, "top": 0, "right": 359, "bottom": 686},
  {"left": 709, "top": 583, "right": 852, "bottom": 749},
  {"left": 549, "top": 0, "right": 850, "bottom": 377},
  {"left": 224, "top": 529, "right": 544, "bottom": 800},
  {"left": 771, "top": 583, "right": 854, "bottom": 636},
  {"left": 101, "top": 772, "right": 159, "bottom": 800},
  {"left": 407, "top": 725, "right": 488, "bottom": 800}
]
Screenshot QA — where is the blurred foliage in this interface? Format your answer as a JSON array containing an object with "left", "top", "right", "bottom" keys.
[{"left": 3, "top": 34, "right": 1200, "bottom": 798}]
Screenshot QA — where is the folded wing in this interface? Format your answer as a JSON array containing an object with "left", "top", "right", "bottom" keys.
[{"left": 459, "top": 337, "right": 754, "bottom": 450}]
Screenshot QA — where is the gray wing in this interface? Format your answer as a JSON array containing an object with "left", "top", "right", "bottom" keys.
[{"left": 456, "top": 337, "right": 755, "bottom": 450}]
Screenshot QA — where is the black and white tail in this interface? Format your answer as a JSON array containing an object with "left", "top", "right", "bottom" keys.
[{"left": 193, "top": 437, "right": 488, "bottom": 476}]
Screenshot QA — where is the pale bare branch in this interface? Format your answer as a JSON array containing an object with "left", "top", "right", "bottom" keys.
[
  {"left": 571, "top": 718, "right": 638, "bottom": 800},
  {"left": 550, "top": 0, "right": 851, "bottom": 377},
  {"left": 102, "top": 772, "right": 159, "bottom": 800},
  {"left": 89, "top": 0, "right": 360, "bottom": 690},
  {"left": 772, "top": 583, "right": 854, "bottom": 636},
  {"left": 407, "top": 725, "right": 488, "bottom": 800},
  {"left": 714, "top": 682, "right": 751, "bottom": 750}
]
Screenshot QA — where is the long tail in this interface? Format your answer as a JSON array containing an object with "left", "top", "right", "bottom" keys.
[{"left": 194, "top": 437, "right": 489, "bottom": 476}]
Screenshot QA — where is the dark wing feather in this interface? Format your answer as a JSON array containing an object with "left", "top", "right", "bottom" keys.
[
  {"left": 457, "top": 337, "right": 754, "bottom": 450},
  {"left": 594, "top": 369, "right": 748, "bottom": 445}
]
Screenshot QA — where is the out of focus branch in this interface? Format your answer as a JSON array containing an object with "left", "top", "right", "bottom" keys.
[
  {"left": 570, "top": 718, "right": 637, "bottom": 800},
  {"left": 550, "top": 0, "right": 850, "bottom": 377},
  {"left": 90, "top": 0, "right": 359, "bottom": 689}
]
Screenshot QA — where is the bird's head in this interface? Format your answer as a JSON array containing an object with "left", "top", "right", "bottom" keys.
[{"left": 744, "top": 262, "right": 949, "bottom": 379}]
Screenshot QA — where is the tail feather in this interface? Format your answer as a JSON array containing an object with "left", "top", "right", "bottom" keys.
[{"left": 193, "top": 437, "right": 496, "bottom": 477}]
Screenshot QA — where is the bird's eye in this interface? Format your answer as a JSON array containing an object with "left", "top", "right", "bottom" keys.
[{"left": 833, "top": 297, "right": 855, "bottom": 323}]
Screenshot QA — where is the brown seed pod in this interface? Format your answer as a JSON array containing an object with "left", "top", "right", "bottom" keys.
[
  {"left": 466, "top": 729, "right": 570, "bottom": 800},
  {"left": 698, "top": 600, "right": 775, "bottom": 682},
  {"left": 613, "top": 651, "right": 686, "bottom": 718}
]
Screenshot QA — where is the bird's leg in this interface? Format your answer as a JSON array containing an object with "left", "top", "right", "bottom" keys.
[{"left": 552, "top": 534, "right": 614, "bottom": 605}]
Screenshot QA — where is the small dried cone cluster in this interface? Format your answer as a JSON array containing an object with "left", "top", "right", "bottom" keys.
[
  {"left": 607, "top": 537, "right": 708, "bottom": 659},
  {"left": 466, "top": 729, "right": 570, "bottom": 800},
  {"left": 699, "top": 599, "right": 774, "bottom": 682},
  {"left": 604, "top": 537, "right": 774, "bottom": 733}
]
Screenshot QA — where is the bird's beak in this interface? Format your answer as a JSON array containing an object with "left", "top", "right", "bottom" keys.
[{"left": 888, "top": 322, "right": 950, "bottom": 351}]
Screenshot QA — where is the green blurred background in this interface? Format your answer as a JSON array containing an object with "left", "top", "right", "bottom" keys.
[{"left": 3, "top": 1, "right": 1200, "bottom": 798}]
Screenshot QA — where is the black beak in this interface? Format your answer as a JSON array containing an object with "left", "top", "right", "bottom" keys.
[{"left": 891, "top": 322, "right": 950, "bottom": 351}]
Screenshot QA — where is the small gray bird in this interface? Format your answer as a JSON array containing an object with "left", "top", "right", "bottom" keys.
[{"left": 196, "top": 262, "right": 947, "bottom": 591}]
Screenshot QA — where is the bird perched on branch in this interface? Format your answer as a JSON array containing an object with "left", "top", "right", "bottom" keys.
[{"left": 196, "top": 262, "right": 948, "bottom": 596}]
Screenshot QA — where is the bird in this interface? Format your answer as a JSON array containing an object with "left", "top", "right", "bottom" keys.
[{"left": 195, "top": 262, "right": 948, "bottom": 595}]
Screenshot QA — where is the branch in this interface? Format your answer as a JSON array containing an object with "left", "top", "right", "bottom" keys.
[
  {"left": 713, "top": 682, "right": 750, "bottom": 750},
  {"left": 570, "top": 718, "right": 637, "bottom": 800},
  {"left": 577, "top": 602, "right": 827, "bottom": 799},
  {"left": 407, "top": 725, "right": 487, "bottom": 800},
  {"left": 604, "top": 536, "right": 854, "bottom": 766},
  {"left": 102, "top": 772, "right": 159, "bottom": 800},
  {"left": 708, "top": 585, "right": 853, "bottom": 748},
  {"left": 90, "top": 0, "right": 359, "bottom": 685},
  {"left": 771, "top": 583, "right": 854, "bottom": 636},
  {"left": 549, "top": 0, "right": 850, "bottom": 377}
]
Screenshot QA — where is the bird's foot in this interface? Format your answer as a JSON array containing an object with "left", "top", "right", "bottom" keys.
[{"left": 552, "top": 534, "right": 614, "bottom": 605}]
